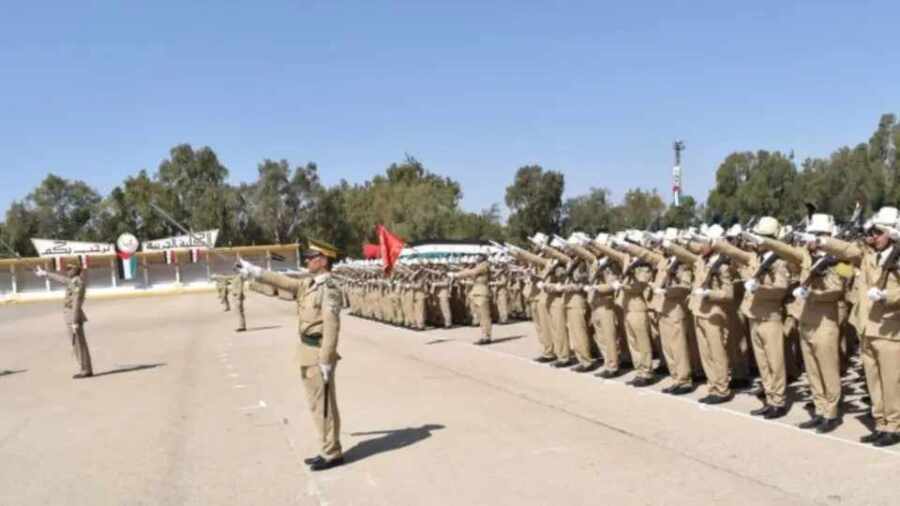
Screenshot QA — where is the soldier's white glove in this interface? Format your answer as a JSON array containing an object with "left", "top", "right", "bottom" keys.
[
  {"left": 536, "top": 281, "right": 545, "bottom": 290},
  {"left": 744, "top": 279, "right": 759, "bottom": 293},
  {"left": 797, "top": 232, "right": 818, "bottom": 245},
  {"left": 34, "top": 267, "right": 47, "bottom": 278},
  {"left": 740, "top": 231, "right": 763, "bottom": 245},
  {"left": 238, "top": 259, "right": 263, "bottom": 278},
  {"left": 653, "top": 287, "right": 666, "bottom": 296},
  {"left": 867, "top": 287, "right": 887, "bottom": 302},
  {"left": 692, "top": 288, "right": 710, "bottom": 299},
  {"left": 662, "top": 239, "right": 673, "bottom": 249},
  {"left": 319, "top": 363, "right": 333, "bottom": 384},
  {"left": 447, "top": 273, "right": 456, "bottom": 280},
  {"left": 792, "top": 286, "right": 810, "bottom": 300},
  {"left": 583, "top": 285, "right": 595, "bottom": 294},
  {"left": 70, "top": 324, "right": 79, "bottom": 332},
  {"left": 611, "top": 281, "right": 623, "bottom": 291}
]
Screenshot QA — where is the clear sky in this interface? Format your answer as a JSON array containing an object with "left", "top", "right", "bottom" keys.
[{"left": 1, "top": 1, "right": 897, "bottom": 217}]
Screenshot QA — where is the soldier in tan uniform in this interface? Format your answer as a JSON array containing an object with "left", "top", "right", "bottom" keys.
[
  {"left": 819, "top": 207, "right": 900, "bottom": 447},
  {"left": 449, "top": 254, "right": 493, "bottom": 345},
  {"left": 36, "top": 263, "right": 93, "bottom": 378},
  {"left": 229, "top": 273, "right": 247, "bottom": 332},
  {"left": 240, "top": 239, "right": 347, "bottom": 469},
  {"left": 757, "top": 214, "right": 845, "bottom": 433},
  {"left": 720, "top": 217, "right": 792, "bottom": 419},
  {"left": 212, "top": 274, "right": 231, "bottom": 311}
]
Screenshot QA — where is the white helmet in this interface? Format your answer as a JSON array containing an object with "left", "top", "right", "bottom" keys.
[
  {"left": 725, "top": 224, "right": 743, "bottom": 238},
  {"left": 594, "top": 232, "right": 610, "bottom": 244},
  {"left": 664, "top": 227, "right": 679, "bottom": 241},
  {"left": 753, "top": 216, "right": 780, "bottom": 237},
  {"left": 706, "top": 224, "right": 725, "bottom": 240},
  {"left": 806, "top": 213, "right": 835, "bottom": 235},
  {"left": 529, "top": 232, "right": 549, "bottom": 246},
  {"left": 871, "top": 207, "right": 900, "bottom": 227}
]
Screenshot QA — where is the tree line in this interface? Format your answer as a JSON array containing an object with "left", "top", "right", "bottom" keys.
[{"left": 1, "top": 114, "right": 897, "bottom": 258}]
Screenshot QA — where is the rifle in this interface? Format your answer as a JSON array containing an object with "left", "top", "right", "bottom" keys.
[
  {"left": 750, "top": 250, "right": 779, "bottom": 280},
  {"left": 661, "top": 256, "right": 680, "bottom": 288},
  {"left": 879, "top": 245, "right": 900, "bottom": 289},
  {"left": 701, "top": 254, "right": 729, "bottom": 289},
  {"left": 799, "top": 254, "right": 838, "bottom": 288}
]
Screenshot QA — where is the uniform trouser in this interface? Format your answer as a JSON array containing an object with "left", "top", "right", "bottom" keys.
[
  {"left": 439, "top": 296, "right": 453, "bottom": 328},
  {"left": 471, "top": 295, "right": 492, "bottom": 339},
  {"left": 403, "top": 294, "right": 415, "bottom": 326},
  {"left": 567, "top": 303, "right": 593, "bottom": 366},
  {"left": 533, "top": 301, "right": 555, "bottom": 359},
  {"left": 624, "top": 311, "right": 653, "bottom": 378},
  {"left": 301, "top": 364, "right": 342, "bottom": 460},
  {"left": 799, "top": 320, "right": 841, "bottom": 419},
  {"left": 591, "top": 303, "right": 620, "bottom": 370},
  {"left": 728, "top": 314, "right": 752, "bottom": 380},
  {"left": 497, "top": 290, "right": 509, "bottom": 323},
  {"left": 219, "top": 290, "right": 230, "bottom": 310},
  {"left": 232, "top": 297, "right": 246, "bottom": 329},
  {"left": 659, "top": 314, "right": 692, "bottom": 387},
  {"left": 69, "top": 323, "right": 93, "bottom": 374},
  {"left": 695, "top": 315, "right": 731, "bottom": 397},
  {"left": 862, "top": 335, "right": 900, "bottom": 433},
  {"left": 549, "top": 295, "right": 572, "bottom": 361},
  {"left": 748, "top": 318, "right": 786, "bottom": 408},
  {"left": 413, "top": 297, "right": 426, "bottom": 329},
  {"left": 783, "top": 316, "right": 803, "bottom": 380}
]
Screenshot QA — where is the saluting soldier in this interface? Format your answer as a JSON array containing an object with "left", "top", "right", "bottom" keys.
[
  {"left": 239, "top": 239, "right": 347, "bottom": 469},
  {"left": 449, "top": 253, "right": 493, "bottom": 345},
  {"left": 36, "top": 263, "right": 93, "bottom": 378}
]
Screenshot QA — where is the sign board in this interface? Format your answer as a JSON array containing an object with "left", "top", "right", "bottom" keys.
[
  {"left": 142, "top": 230, "right": 219, "bottom": 251},
  {"left": 31, "top": 238, "right": 114, "bottom": 258}
]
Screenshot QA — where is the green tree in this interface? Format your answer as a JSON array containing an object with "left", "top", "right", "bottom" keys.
[
  {"left": 26, "top": 174, "right": 102, "bottom": 241},
  {"left": 156, "top": 144, "right": 230, "bottom": 235},
  {"left": 662, "top": 195, "right": 699, "bottom": 229},
  {"left": 561, "top": 187, "right": 614, "bottom": 235},
  {"left": 705, "top": 151, "right": 801, "bottom": 225},
  {"left": 505, "top": 165, "right": 564, "bottom": 242},
  {"left": 613, "top": 188, "right": 666, "bottom": 230}
]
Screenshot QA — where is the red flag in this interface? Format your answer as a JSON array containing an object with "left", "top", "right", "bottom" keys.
[
  {"left": 362, "top": 244, "right": 381, "bottom": 259},
  {"left": 376, "top": 225, "right": 404, "bottom": 275}
]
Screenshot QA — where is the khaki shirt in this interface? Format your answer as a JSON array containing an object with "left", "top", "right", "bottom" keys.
[
  {"left": 259, "top": 271, "right": 343, "bottom": 365},
  {"left": 454, "top": 261, "right": 491, "bottom": 298}
]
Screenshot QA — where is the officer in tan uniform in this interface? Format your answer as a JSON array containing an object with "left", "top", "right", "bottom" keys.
[
  {"left": 819, "top": 207, "right": 900, "bottom": 447},
  {"left": 239, "top": 239, "right": 346, "bottom": 469},
  {"left": 719, "top": 217, "right": 792, "bottom": 419},
  {"left": 212, "top": 274, "right": 231, "bottom": 311},
  {"left": 449, "top": 253, "right": 493, "bottom": 344},
  {"left": 36, "top": 263, "right": 93, "bottom": 378},
  {"left": 757, "top": 214, "right": 845, "bottom": 433},
  {"left": 229, "top": 273, "right": 247, "bottom": 332}
]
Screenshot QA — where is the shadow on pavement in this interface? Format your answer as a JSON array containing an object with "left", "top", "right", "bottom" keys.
[
  {"left": 425, "top": 339, "right": 452, "bottom": 345},
  {"left": 0, "top": 369, "right": 27, "bottom": 378},
  {"left": 92, "top": 363, "right": 167, "bottom": 378},
  {"left": 484, "top": 335, "right": 525, "bottom": 345},
  {"left": 345, "top": 424, "right": 446, "bottom": 463},
  {"left": 244, "top": 325, "right": 282, "bottom": 332}
]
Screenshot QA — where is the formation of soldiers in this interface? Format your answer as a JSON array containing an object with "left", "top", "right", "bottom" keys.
[{"left": 333, "top": 208, "right": 900, "bottom": 448}]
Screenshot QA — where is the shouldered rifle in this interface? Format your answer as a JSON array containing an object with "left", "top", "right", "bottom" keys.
[
  {"left": 701, "top": 254, "right": 728, "bottom": 289},
  {"left": 800, "top": 254, "right": 838, "bottom": 288},
  {"left": 750, "top": 251, "right": 779, "bottom": 280},
  {"left": 661, "top": 256, "right": 680, "bottom": 288},
  {"left": 879, "top": 245, "right": 900, "bottom": 289}
]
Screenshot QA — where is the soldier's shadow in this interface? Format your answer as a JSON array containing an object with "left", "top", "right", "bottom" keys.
[
  {"left": 344, "top": 424, "right": 445, "bottom": 464},
  {"left": 0, "top": 369, "right": 27, "bottom": 378},
  {"left": 92, "top": 363, "right": 166, "bottom": 378}
]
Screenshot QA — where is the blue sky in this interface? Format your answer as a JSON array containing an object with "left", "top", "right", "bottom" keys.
[{"left": 1, "top": 1, "right": 896, "bottom": 217}]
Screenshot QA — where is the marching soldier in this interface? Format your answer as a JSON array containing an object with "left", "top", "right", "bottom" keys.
[
  {"left": 448, "top": 254, "right": 493, "bottom": 345},
  {"left": 36, "top": 263, "right": 93, "bottom": 378},
  {"left": 239, "top": 239, "right": 347, "bottom": 469},
  {"left": 719, "top": 217, "right": 792, "bottom": 419},
  {"left": 212, "top": 274, "right": 231, "bottom": 311},
  {"left": 758, "top": 214, "right": 845, "bottom": 433},
  {"left": 818, "top": 207, "right": 900, "bottom": 447}
]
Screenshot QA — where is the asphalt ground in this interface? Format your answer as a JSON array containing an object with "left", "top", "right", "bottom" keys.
[{"left": 1, "top": 293, "right": 897, "bottom": 505}]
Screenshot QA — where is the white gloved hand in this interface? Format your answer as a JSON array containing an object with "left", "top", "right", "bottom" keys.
[
  {"left": 536, "top": 281, "right": 545, "bottom": 290},
  {"left": 238, "top": 259, "right": 264, "bottom": 278},
  {"left": 611, "top": 281, "right": 623, "bottom": 291},
  {"left": 797, "top": 232, "right": 817, "bottom": 245},
  {"left": 867, "top": 287, "right": 887, "bottom": 302},
  {"left": 692, "top": 288, "right": 710, "bottom": 299},
  {"left": 34, "top": 267, "right": 47, "bottom": 278},
  {"left": 741, "top": 232, "right": 763, "bottom": 245},
  {"left": 583, "top": 285, "right": 595, "bottom": 294},
  {"left": 653, "top": 287, "right": 666, "bottom": 296},
  {"left": 662, "top": 239, "right": 673, "bottom": 249},
  {"left": 792, "top": 286, "right": 810, "bottom": 300},
  {"left": 447, "top": 272, "right": 456, "bottom": 280},
  {"left": 70, "top": 324, "right": 79, "bottom": 332},
  {"left": 319, "top": 363, "right": 333, "bottom": 384},
  {"left": 744, "top": 279, "right": 759, "bottom": 293}
]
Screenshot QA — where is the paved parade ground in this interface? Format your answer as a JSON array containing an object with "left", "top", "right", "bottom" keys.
[{"left": 2, "top": 293, "right": 899, "bottom": 506}]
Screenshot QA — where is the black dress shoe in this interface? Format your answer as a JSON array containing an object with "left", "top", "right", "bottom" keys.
[
  {"left": 309, "top": 456, "right": 345, "bottom": 471},
  {"left": 236, "top": 327, "right": 247, "bottom": 332},
  {"left": 670, "top": 384, "right": 694, "bottom": 396},
  {"left": 552, "top": 359, "right": 577, "bottom": 368},
  {"left": 729, "top": 378, "right": 752, "bottom": 389},
  {"left": 72, "top": 372, "right": 93, "bottom": 379},
  {"left": 797, "top": 416, "right": 824, "bottom": 430},
  {"left": 816, "top": 418, "right": 842, "bottom": 434},
  {"left": 304, "top": 456, "right": 325, "bottom": 465},
  {"left": 627, "top": 377, "right": 652, "bottom": 387},
  {"left": 873, "top": 432, "right": 900, "bottom": 447},
  {"left": 473, "top": 338, "right": 492, "bottom": 346},
  {"left": 596, "top": 369, "right": 621, "bottom": 379},
  {"left": 750, "top": 405, "right": 771, "bottom": 417},
  {"left": 700, "top": 394, "right": 732, "bottom": 405},
  {"left": 860, "top": 431, "right": 884, "bottom": 443},
  {"left": 763, "top": 406, "right": 788, "bottom": 419},
  {"left": 533, "top": 356, "right": 556, "bottom": 364},
  {"left": 570, "top": 364, "right": 594, "bottom": 373},
  {"left": 661, "top": 385, "right": 676, "bottom": 394}
]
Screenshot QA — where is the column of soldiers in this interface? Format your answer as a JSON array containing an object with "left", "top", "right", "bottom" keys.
[{"left": 475, "top": 208, "right": 899, "bottom": 447}]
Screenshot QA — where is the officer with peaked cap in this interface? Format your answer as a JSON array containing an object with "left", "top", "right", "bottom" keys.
[{"left": 238, "top": 239, "right": 347, "bottom": 469}]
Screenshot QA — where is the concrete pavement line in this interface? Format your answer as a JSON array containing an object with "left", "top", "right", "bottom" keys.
[{"left": 363, "top": 318, "right": 900, "bottom": 458}]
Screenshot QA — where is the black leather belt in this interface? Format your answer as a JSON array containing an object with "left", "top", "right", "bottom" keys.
[{"left": 301, "top": 333, "right": 322, "bottom": 347}]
